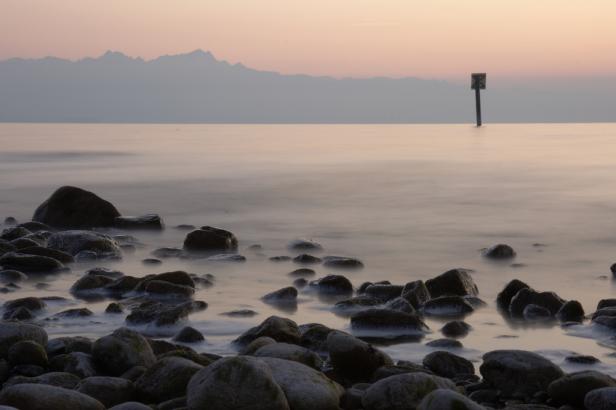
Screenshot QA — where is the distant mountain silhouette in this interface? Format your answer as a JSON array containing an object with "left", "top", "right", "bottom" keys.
[{"left": 0, "top": 50, "right": 614, "bottom": 123}]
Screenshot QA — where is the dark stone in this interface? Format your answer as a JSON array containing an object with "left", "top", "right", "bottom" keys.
[
  {"left": 152, "top": 247, "right": 183, "bottom": 258},
  {"left": 299, "top": 323, "right": 334, "bottom": 352},
  {"left": 441, "top": 321, "right": 471, "bottom": 338},
  {"left": 221, "top": 309, "right": 258, "bottom": 317},
  {"left": 383, "top": 297, "right": 416, "bottom": 314},
  {"left": 0, "top": 239, "right": 17, "bottom": 256},
  {"left": 327, "top": 331, "right": 392, "bottom": 382},
  {"left": 173, "top": 326, "right": 205, "bottom": 343},
  {"left": 76, "top": 376, "right": 136, "bottom": 408},
  {"left": 523, "top": 304, "right": 553, "bottom": 321},
  {"left": 0, "top": 252, "right": 64, "bottom": 273},
  {"left": 126, "top": 300, "right": 207, "bottom": 327},
  {"left": 548, "top": 370, "right": 616, "bottom": 407},
  {"left": 426, "top": 338, "right": 463, "bottom": 349},
  {"left": 7, "top": 340, "right": 48, "bottom": 367},
  {"left": 183, "top": 226, "right": 238, "bottom": 252},
  {"left": 70, "top": 275, "right": 115, "bottom": 297},
  {"left": 86, "top": 267, "right": 124, "bottom": 278},
  {"left": 254, "top": 342, "right": 323, "bottom": 369},
  {"left": 91, "top": 328, "right": 156, "bottom": 376},
  {"left": 262, "top": 286, "right": 298, "bottom": 303},
  {"left": 18, "top": 246, "right": 74, "bottom": 263},
  {"left": 497, "top": 279, "right": 531, "bottom": 311},
  {"left": 565, "top": 354, "right": 599, "bottom": 364},
  {"left": 52, "top": 308, "right": 93, "bottom": 319},
  {"left": 556, "top": 300, "right": 584, "bottom": 323},
  {"left": 364, "top": 284, "right": 404, "bottom": 302},
  {"left": 310, "top": 275, "right": 353, "bottom": 295},
  {"left": 136, "top": 356, "right": 202, "bottom": 403},
  {"left": 141, "top": 258, "right": 162, "bottom": 265},
  {"left": 134, "top": 270, "right": 195, "bottom": 291},
  {"left": 483, "top": 243, "right": 517, "bottom": 259},
  {"left": 1, "top": 227, "right": 31, "bottom": 241},
  {"left": 401, "top": 280, "right": 431, "bottom": 308},
  {"left": 17, "top": 221, "right": 51, "bottom": 233},
  {"left": 145, "top": 280, "right": 195, "bottom": 298},
  {"left": 423, "top": 296, "right": 475, "bottom": 317},
  {"left": 105, "top": 303, "right": 124, "bottom": 314},
  {"left": 509, "top": 288, "right": 565, "bottom": 317},
  {"left": 0, "top": 383, "right": 105, "bottom": 410},
  {"left": 114, "top": 214, "right": 164, "bottom": 230},
  {"left": 269, "top": 255, "right": 292, "bottom": 262},
  {"left": 293, "top": 254, "right": 322, "bottom": 264},
  {"left": 293, "top": 278, "right": 308, "bottom": 288},
  {"left": 3, "top": 217, "right": 17, "bottom": 225},
  {"left": 350, "top": 309, "right": 429, "bottom": 333},
  {"left": 47, "top": 230, "right": 121, "bottom": 258},
  {"left": 46, "top": 336, "right": 93, "bottom": 356},
  {"left": 2, "top": 372, "right": 81, "bottom": 389},
  {"left": 288, "top": 268, "right": 315, "bottom": 277},
  {"left": 233, "top": 316, "right": 301, "bottom": 347},
  {"left": 33, "top": 186, "right": 121, "bottom": 229},
  {"left": 422, "top": 351, "right": 474, "bottom": 378},
  {"left": 0, "top": 270, "right": 28, "bottom": 283},
  {"left": 598, "top": 299, "right": 616, "bottom": 310},
  {"left": 322, "top": 255, "right": 364, "bottom": 269},
  {"left": 9, "top": 238, "right": 40, "bottom": 250},
  {"left": 372, "top": 363, "right": 432, "bottom": 381},
  {"left": 584, "top": 387, "right": 616, "bottom": 410},
  {"left": 48, "top": 352, "right": 97, "bottom": 378},
  {"left": 288, "top": 239, "right": 322, "bottom": 251},
  {"left": 3, "top": 297, "right": 46, "bottom": 318},
  {"left": 425, "top": 268, "right": 478, "bottom": 298}
]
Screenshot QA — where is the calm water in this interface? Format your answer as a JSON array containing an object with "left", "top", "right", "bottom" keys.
[{"left": 2, "top": 123, "right": 616, "bottom": 375}]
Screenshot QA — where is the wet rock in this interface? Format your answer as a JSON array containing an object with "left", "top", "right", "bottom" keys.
[
  {"left": 423, "top": 296, "right": 475, "bottom": 317},
  {"left": 260, "top": 357, "right": 345, "bottom": 410},
  {"left": 523, "top": 304, "right": 553, "bottom": 321},
  {"left": 584, "top": 386, "right": 616, "bottom": 410},
  {"left": 52, "top": 308, "right": 93, "bottom": 319},
  {"left": 547, "top": 370, "right": 616, "bottom": 407},
  {"left": 254, "top": 343, "right": 322, "bottom": 369},
  {"left": 152, "top": 247, "right": 183, "bottom": 258},
  {"left": 426, "top": 338, "right": 463, "bottom": 349},
  {"left": 351, "top": 308, "right": 429, "bottom": 334},
  {"left": 137, "top": 270, "right": 195, "bottom": 290},
  {"left": 105, "top": 303, "right": 124, "bottom": 314},
  {"left": 483, "top": 243, "right": 516, "bottom": 259},
  {"left": 242, "top": 337, "right": 277, "bottom": 355},
  {"left": 205, "top": 253, "right": 246, "bottom": 262},
  {"left": 136, "top": 356, "right": 203, "bottom": 402},
  {"left": 310, "top": 274, "right": 353, "bottom": 295},
  {"left": 33, "top": 186, "right": 121, "bottom": 229},
  {"left": 371, "top": 363, "right": 432, "bottom": 381},
  {"left": 0, "top": 383, "right": 105, "bottom": 410},
  {"left": 76, "top": 376, "right": 136, "bottom": 408},
  {"left": 233, "top": 316, "right": 301, "bottom": 347},
  {"left": 173, "top": 326, "right": 205, "bottom": 343},
  {"left": 426, "top": 268, "right": 478, "bottom": 298},
  {"left": 556, "top": 300, "right": 584, "bottom": 323},
  {"left": 47, "top": 230, "right": 121, "bottom": 258},
  {"left": 126, "top": 300, "right": 207, "bottom": 327},
  {"left": 2, "top": 372, "right": 81, "bottom": 389},
  {"left": 362, "top": 372, "right": 457, "bottom": 410},
  {"left": 183, "top": 226, "right": 238, "bottom": 252},
  {"left": 1, "top": 227, "right": 31, "bottom": 241},
  {"left": 18, "top": 246, "right": 74, "bottom": 263},
  {"left": 598, "top": 299, "right": 616, "bottom": 310},
  {"left": 86, "top": 267, "right": 124, "bottom": 278},
  {"left": 288, "top": 239, "right": 323, "bottom": 251},
  {"left": 565, "top": 354, "right": 599, "bottom": 364},
  {"left": 0, "top": 252, "right": 64, "bottom": 273},
  {"left": 422, "top": 351, "right": 474, "bottom": 378},
  {"left": 262, "top": 287, "right": 298, "bottom": 303},
  {"left": 269, "top": 255, "right": 292, "bottom": 262},
  {"left": 70, "top": 274, "right": 115, "bottom": 298},
  {"left": 186, "top": 356, "right": 289, "bottom": 410},
  {"left": 401, "top": 280, "right": 431, "bottom": 308},
  {"left": 322, "top": 255, "right": 364, "bottom": 269},
  {"left": 364, "top": 284, "right": 404, "bottom": 302},
  {"left": 334, "top": 296, "right": 381, "bottom": 315},
  {"left": 17, "top": 221, "right": 51, "bottom": 233},
  {"left": 384, "top": 297, "right": 416, "bottom": 313},
  {"left": 0, "top": 240, "right": 17, "bottom": 257},
  {"left": 480, "top": 350, "right": 564, "bottom": 398},
  {"left": 0, "top": 270, "right": 27, "bottom": 283},
  {"left": 221, "top": 309, "right": 258, "bottom": 318},
  {"left": 509, "top": 288, "right": 565, "bottom": 318},
  {"left": 108, "top": 401, "right": 151, "bottom": 410},
  {"left": 441, "top": 320, "right": 471, "bottom": 338},
  {"left": 3, "top": 297, "right": 46, "bottom": 319},
  {"left": 114, "top": 214, "right": 164, "bottom": 230},
  {"left": 3, "top": 216, "right": 17, "bottom": 225},
  {"left": 46, "top": 336, "right": 93, "bottom": 356},
  {"left": 327, "top": 331, "right": 392, "bottom": 382},
  {"left": 145, "top": 280, "right": 195, "bottom": 298},
  {"left": 7, "top": 340, "right": 48, "bottom": 367},
  {"left": 141, "top": 258, "right": 162, "bottom": 265},
  {"left": 418, "top": 389, "right": 485, "bottom": 410},
  {"left": 5, "top": 307, "right": 34, "bottom": 321},
  {"left": 293, "top": 278, "right": 308, "bottom": 288},
  {"left": 288, "top": 268, "right": 315, "bottom": 277},
  {"left": 497, "top": 279, "right": 532, "bottom": 311},
  {"left": 49, "top": 352, "right": 98, "bottom": 378},
  {"left": 9, "top": 364, "right": 45, "bottom": 377},
  {"left": 293, "top": 253, "right": 322, "bottom": 264},
  {"left": 299, "top": 323, "right": 334, "bottom": 353},
  {"left": 92, "top": 328, "right": 156, "bottom": 376},
  {"left": 9, "top": 238, "right": 40, "bottom": 250}
]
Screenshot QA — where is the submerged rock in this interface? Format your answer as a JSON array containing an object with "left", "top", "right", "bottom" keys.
[
  {"left": 126, "top": 300, "right": 207, "bottom": 327},
  {"left": 173, "top": 326, "right": 205, "bottom": 343},
  {"left": 556, "top": 300, "right": 584, "bottom": 323},
  {"left": 114, "top": 214, "right": 164, "bottom": 230},
  {"left": 33, "top": 186, "right": 121, "bottom": 229},
  {"left": 293, "top": 254, "right": 322, "bottom": 264},
  {"left": 322, "top": 255, "right": 364, "bottom": 269},
  {"left": 0, "top": 270, "right": 28, "bottom": 283},
  {"left": 441, "top": 320, "right": 471, "bottom": 338},
  {"left": 350, "top": 308, "right": 428, "bottom": 333},
  {"left": 288, "top": 239, "right": 323, "bottom": 252},
  {"left": 47, "top": 230, "right": 121, "bottom": 258},
  {"left": 262, "top": 287, "right": 298, "bottom": 303},
  {"left": 483, "top": 243, "right": 516, "bottom": 259},
  {"left": 401, "top": 280, "right": 431, "bottom": 308}
]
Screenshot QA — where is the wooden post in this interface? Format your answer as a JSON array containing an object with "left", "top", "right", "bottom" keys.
[{"left": 471, "top": 73, "right": 486, "bottom": 127}]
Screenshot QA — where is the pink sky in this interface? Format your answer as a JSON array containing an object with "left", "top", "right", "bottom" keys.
[{"left": 2, "top": 0, "right": 615, "bottom": 80}]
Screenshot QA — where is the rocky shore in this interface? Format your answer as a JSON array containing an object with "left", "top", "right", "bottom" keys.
[{"left": 1, "top": 186, "right": 616, "bottom": 409}]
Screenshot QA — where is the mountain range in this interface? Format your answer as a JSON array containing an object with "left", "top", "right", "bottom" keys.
[{"left": 0, "top": 50, "right": 614, "bottom": 123}]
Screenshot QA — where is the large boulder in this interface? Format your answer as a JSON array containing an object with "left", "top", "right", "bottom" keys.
[
  {"left": 47, "top": 230, "right": 121, "bottom": 258},
  {"left": 183, "top": 226, "right": 238, "bottom": 252},
  {"left": 362, "top": 372, "right": 457, "bottom": 410},
  {"left": 0, "top": 322, "right": 48, "bottom": 358},
  {"left": 425, "top": 269, "right": 478, "bottom": 298},
  {"left": 547, "top": 370, "right": 616, "bottom": 407},
  {"left": 91, "top": 328, "right": 156, "bottom": 376},
  {"left": 186, "top": 356, "right": 289, "bottom": 410},
  {"left": 480, "top": 350, "right": 564, "bottom": 398},
  {"left": 0, "top": 383, "right": 105, "bottom": 410},
  {"left": 327, "top": 331, "right": 392, "bottom": 382},
  {"left": 135, "top": 356, "right": 203, "bottom": 402},
  {"left": 418, "top": 389, "right": 485, "bottom": 410},
  {"left": 233, "top": 316, "right": 301, "bottom": 348},
  {"left": 76, "top": 377, "right": 136, "bottom": 408},
  {"left": 33, "top": 186, "right": 121, "bottom": 229}
]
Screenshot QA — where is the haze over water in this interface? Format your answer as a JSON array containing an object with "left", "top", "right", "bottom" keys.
[{"left": 2, "top": 122, "right": 616, "bottom": 375}]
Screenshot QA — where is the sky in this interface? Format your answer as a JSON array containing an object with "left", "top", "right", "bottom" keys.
[{"left": 1, "top": 0, "right": 616, "bottom": 80}]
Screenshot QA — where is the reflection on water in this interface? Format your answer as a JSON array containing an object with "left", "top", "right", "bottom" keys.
[{"left": 2, "top": 123, "right": 616, "bottom": 374}]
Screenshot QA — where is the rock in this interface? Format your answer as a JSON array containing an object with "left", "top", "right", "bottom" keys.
[
  {"left": 18, "top": 246, "right": 74, "bottom": 263},
  {"left": 260, "top": 357, "right": 344, "bottom": 410},
  {"left": 426, "top": 268, "right": 478, "bottom": 298},
  {"left": 288, "top": 239, "right": 323, "bottom": 251},
  {"left": 221, "top": 309, "right": 258, "bottom": 318},
  {"left": 52, "top": 308, "right": 94, "bottom": 319},
  {"left": 114, "top": 214, "right": 164, "bottom": 230},
  {"left": 126, "top": 300, "right": 207, "bottom": 327},
  {"left": 611, "top": 263, "right": 616, "bottom": 276},
  {"left": 401, "top": 280, "right": 431, "bottom": 308},
  {"left": 350, "top": 308, "right": 429, "bottom": 334},
  {"left": 0, "top": 227, "right": 31, "bottom": 241},
  {"left": 205, "top": 253, "right": 246, "bottom": 262},
  {"left": 70, "top": 274, "right": 115, "bottom": 297},
  {"left": 49, "top": 352, "right": 98, "bottom": 378},
  {"left": 233, "top": 316, "right": 301, "bottom": 347},
  {"left": 2, "top": 372, "right": 81, "bottom": 389},
  {"left": 0, "top": 252, "right": 64, "bottom": 273},
  {"left": 509, "top": 288, "right": 565, "bottom": 318},
  {"left": 423, "top": 296, "right": 475, "bottom": 317},
  {"left": 293, "top": 278, "right": 308, "bottom": 288},
  {"left": 136, "top": 270, "right": 195, "bottom": 290},
  {"left": 5, "top": 307, "right": 34, "bottom": 321},
  {"left": 310, "top": 275, "right": 353, "bottom": 295},
  {"left": 547, "top": 370, "right": 616, "bottom": 407},
  {"left": 372, "top": 363, "right": 432, "bottom": 381},
  {"left": 76, "top": 377, "right": 136, "bottom": 408},
  {"left": 598, "top": 299, "right": 616, "bottom": 310},
  {"left": 183, "top": 226, "right": 238, "bottom": 252},
  {"left": 523, "top": 304, "right": 553, "bottom": 321},
  {"left": 480, "top": 350, "right": 564, "bottom": 398},
  {"left": 364, "top": 284, "right": 404, "bottom": 302},
  {"left": 269, "top": 255, "right": 292, "bottom": 262},
  {"left": 584, "top": 386, "right": 616, "bottom": 410},
  {"left": 104, "top": 275, "right": 142, "bottom": 294},
  {"left": 262, "top": 287, "right": 298, "bottom": 303},
  {"left": 7, "top": 340, "right": 48, "bottom": 367},
  {"left": 299, "top": 323, "right": 334, "bottom": 353},
  {"left": 322, "top": 255, "right": 364, "bottom": 269},
  {"left": 565, "top": 354, "right": 599, "bottom": 364},
  {"left": 105, "top": 303, "right": 124, "bottom": 314},
  {"left": 141, "top": 258, "right": 162, "bottom": 265},
  {"left": 483, "top": 244, "right": 516, "bottom": 259},
  {"left": 441, "top": 321, "right": 471, "bottom": 338},
  {"left": 362, "top": 372, "right": 457, "bottom": 410},
  {"left": 422, "top": 351, "right": 474, "bottom": 378},
  {"left": 242, "top": 337, "right": 277, "bottom": 355},
  {"left": 418, "top": 389, "right": 485, "bottom": 410},
  {"left": 46, "top": 336, "right": 93, "bottom": 356},
  {"left": 17, "top": 221, "right": 51, "bottom": 232},
  {"left": 47, "top": 230, "right": 121, "bottom": 258},
  {"left": 108, "top": 402, "right": 151, "bottom": 410},
  {"left": 497, "top": 279, "right": 531, "bottom": 311},
  {"left": 9, "top": 238, "right": 40, "bottom": 250},
  {"left": 0, "top": 270, "right": 28, "bottom": 283},
  {"left": 288, "top": 268, "right": 315, "bottom": 277},
  {"left": 0, "top": 383, "right": 105, "bottom": 410},
  {"left": 556, "top": 300, "right": 584, "bottom": 323},
  {"left": 327, "top": 331, "right": 392, "bottom": 382},
  {"left": 33, "top": 186, "right": 121, "bottom": 229},
  {"left": 173, "top": 327, "right": 205, "bottom": 343},
  {"left": 334, "top": 296, "right": 384, "bottom": 316},
  {"left": 92, "top": 328, "right": 156, "bottom": 376},
  {"left": 152, "top": 247, "right": 183, "bottom": 258},
  {"left": 254, "top": 343, "right": 323, "bottom": 369},
  {"left": 293, "top": 254, "right": 322, "bottom": 264},
  {"left": 0, "top": 322, "right": 48, "bottom": 357},
  {"left": 3, "top": 217, "right": 17, "bottom": 225},
  {"left": 136, "top": 356, "right": 203, "bottom": 402},
  {"left": 384, "top": 297, "right": 416, "bottom": 313},
  {"left": 0, "top": 240, "right": 17, "bottom": 257},
  {"left": 426, "top": 338, "right": 463, "bottom": 349},
  {"left": 145, "top": 280, "right": 195, "bottom": 298},
  {"left": 186, "top": 356, "right": 289, "bottom": 410}
]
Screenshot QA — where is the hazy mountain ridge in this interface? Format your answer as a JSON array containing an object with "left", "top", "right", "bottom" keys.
[{"left": 1, "top": 50, "right": 614, "bottom": 123}]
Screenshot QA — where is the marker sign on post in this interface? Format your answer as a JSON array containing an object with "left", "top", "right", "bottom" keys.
[{"left": 471, "top": 73, "right": 486, "bottom": 127}]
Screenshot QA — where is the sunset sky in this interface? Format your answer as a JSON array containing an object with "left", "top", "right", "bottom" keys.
[{"left": 2, "top": 0, "right": 615, "bottom": 80}]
